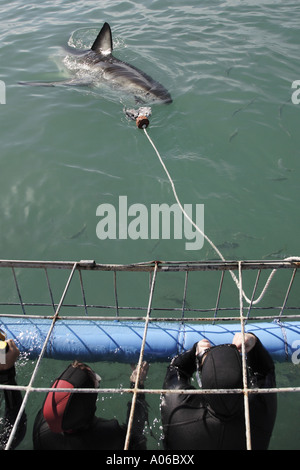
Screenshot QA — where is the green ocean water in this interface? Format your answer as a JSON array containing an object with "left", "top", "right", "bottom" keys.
[{"left": 0, "top": 0, "right": 300, "bottom": 450}]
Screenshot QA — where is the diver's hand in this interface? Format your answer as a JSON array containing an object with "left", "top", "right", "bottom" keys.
[
  {"left": 232, "top": 333, "right": 257, "bottom": 353},
  {"left": 130, "top": 361, "right": 149, "bottom": 386},
  {"left": 195, "top": 339, "right": 211, "bottom": 356}
]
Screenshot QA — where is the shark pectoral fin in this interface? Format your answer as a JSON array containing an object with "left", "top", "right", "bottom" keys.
[
  {"left": 91, "top": 22, "right": 113, "bottom": 55},
  {"left": 19, "top": 81, "right": 56, "bottom": 87},
  {"left": 57, "top": 78, "right": 94, "bottom": 87},
  {"left": 19, "top": 79, "right": 94, "bottom": 87}
]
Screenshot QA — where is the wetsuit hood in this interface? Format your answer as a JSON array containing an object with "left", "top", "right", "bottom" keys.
[
  {"left": 200, "top": 344, "right": 243, "bottom": 418},
  {"left": 43, "top": 363, "right": 97, "bottom": 433}
]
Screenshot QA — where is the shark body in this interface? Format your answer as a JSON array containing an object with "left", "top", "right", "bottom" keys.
[{"left": 20, "top": 22, "right": 172, "bottom": 104}]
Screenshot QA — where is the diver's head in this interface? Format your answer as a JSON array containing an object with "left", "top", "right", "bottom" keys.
[
  {"left": 43, "top": 361, "right": 100, "bottom": 433},
  {"left": 199, "top": 344, "right": 244, "bottom": 417}
]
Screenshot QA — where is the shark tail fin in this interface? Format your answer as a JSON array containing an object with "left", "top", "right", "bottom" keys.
[{"left": 91, "top": 22, "right": 113, "bottom": 55}]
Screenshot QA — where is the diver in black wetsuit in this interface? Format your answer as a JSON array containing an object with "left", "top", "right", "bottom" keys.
[
  {"left": 161, "top": 333, "right": 277, "bottom": 450},
  {"left": 33, "top": 360, "right": 149, "bottom": 450},
  {"left": 0, "top": 339, "right": 27, "bottom": 449}
]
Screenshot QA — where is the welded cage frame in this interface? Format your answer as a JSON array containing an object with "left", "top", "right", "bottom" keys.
[{"left": 0, "top": 258, "right": 299, "bottom": 450}]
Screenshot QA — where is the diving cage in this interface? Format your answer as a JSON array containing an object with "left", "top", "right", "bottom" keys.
[{"left": 0, "top": 258, "right": 299, "bottom": 450}]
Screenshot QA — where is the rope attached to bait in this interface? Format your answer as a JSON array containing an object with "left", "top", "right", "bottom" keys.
[{"left": 127, "top": 108, "right": 300, "bottom": 305}]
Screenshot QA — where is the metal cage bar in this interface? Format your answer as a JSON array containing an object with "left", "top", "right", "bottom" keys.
[{"left": 0, "top": 258, "right": 299, "bottom": 450}]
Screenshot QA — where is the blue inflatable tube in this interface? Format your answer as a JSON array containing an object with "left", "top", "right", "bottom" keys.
[{"left": 0, "top": 316, "right": 299, "bottom": 363}]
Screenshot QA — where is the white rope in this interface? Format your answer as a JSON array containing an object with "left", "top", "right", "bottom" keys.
[
  {"left": 143, "top": 128, "right": 300, "bottom": 305},
  {"left": 4, "top": 262, "right": 79, "bottom": 450},
  {"left": 124, "top": 262, "right": 158, "bottom": 450},
  {"left": 238, "top": 261, "right": 252, "bottom": 450}
]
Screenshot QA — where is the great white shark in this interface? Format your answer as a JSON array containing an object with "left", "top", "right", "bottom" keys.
[{"left": 20, "top": 22, "right": 172, "bottom": 104}]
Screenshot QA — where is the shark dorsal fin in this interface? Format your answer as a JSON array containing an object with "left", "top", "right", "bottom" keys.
[{"left": 91, "top": 22, "right": 113, "bottom": 55}]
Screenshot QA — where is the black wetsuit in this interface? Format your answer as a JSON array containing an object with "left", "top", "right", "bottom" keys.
[
  {"left": 33, "top": 383, "right": 148, "bottom": 450},
  {"left": 0, "top": 366, "right": 27, "bottom": 449},
  {"left": 161, "top": 337, "right": 277, "bottom": 450}
]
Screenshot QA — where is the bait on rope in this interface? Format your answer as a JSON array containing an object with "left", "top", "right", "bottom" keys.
[{"left": 125, "top": 106, "right": 151, "bottom": 129}]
